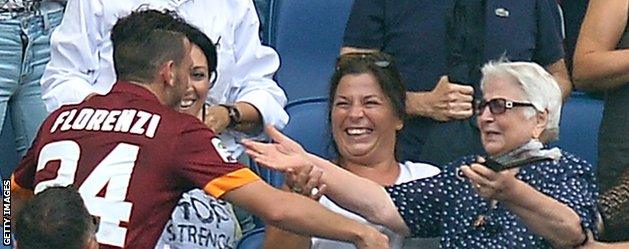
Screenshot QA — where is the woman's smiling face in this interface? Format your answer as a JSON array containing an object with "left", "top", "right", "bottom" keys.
[
  {"left": 331, "top": 73, "right": 403, "bottom": 163},
  {"left": 176, "top": 44, "right": 210, "bottom": 117}
]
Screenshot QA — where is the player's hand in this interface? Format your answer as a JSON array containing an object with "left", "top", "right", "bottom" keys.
[
  {"left": 424, "top": 76, "right": 474, "bottom": 121},
  {"left": 242, "top": 125, "right": 311, "bottom": 172},
  {"left": 203, "top": 105, "right": 230, "bottom": 133},
  {"left": 460, "top": 157, "right": 519, "bottom": 201},
  {"left": 285, "top": 164, "right": 327, "bottom": 200},
  {"left": 354, "top": 226, "right": 389, "bottom": 249}
]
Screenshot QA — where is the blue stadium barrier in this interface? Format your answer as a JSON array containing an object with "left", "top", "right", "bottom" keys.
[
  {"left": 550, "top": 92, "right": 604, "bottom": 168},
  {"left": 268, "top": 0, "right": 354, "bottom": 102},
  {"left": 236, "top": 227, "right": 265, "bottom": 249}
]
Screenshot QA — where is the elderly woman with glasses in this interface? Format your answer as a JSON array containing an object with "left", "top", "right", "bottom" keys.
[{"left": 244, "top": 60, "right": 599, "bottom": 249}]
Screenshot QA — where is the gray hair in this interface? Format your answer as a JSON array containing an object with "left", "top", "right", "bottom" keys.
[{"left": 480, "top": 60, "right": 562, "bottom": 141}]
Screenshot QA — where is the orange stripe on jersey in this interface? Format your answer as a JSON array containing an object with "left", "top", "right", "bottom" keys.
[
  {"left": 204, "top": 168, "right": 260, "bottom": 198},
  {"left": 11, "top": 175, "right": 33, "bottom": 195},
  {"left": 11, "top": 174, "right": 35, "bottom": 207}
]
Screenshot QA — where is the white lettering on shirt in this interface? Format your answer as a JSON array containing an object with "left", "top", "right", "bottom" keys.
[{"left": 50, "top": 108, "right": 162, "bottom": 139}]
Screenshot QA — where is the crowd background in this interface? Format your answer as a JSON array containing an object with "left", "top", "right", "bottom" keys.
[{"left": 1, "top": 0, "right": 627, "bottom": 248}]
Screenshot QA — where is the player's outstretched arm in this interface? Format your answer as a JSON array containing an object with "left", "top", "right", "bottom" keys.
[
  {"left": 221, "top": 180, "right": 389, "bottom": 249},
  {"left": 243, "top": 125, "right": 409, "bottom": 234}
]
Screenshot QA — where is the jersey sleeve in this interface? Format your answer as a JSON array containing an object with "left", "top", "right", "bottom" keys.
[{"left": 172, "top": 120, "right": 260, "bottom": 198}]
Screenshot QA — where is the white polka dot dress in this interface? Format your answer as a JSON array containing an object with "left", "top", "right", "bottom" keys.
[{"left": 385, "top": 152, "right": 599, "bottom": 248}]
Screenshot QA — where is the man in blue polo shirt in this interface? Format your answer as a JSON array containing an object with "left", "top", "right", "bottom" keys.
[{"left": 341, "top": 0, "right": 570, "bottom": 166}]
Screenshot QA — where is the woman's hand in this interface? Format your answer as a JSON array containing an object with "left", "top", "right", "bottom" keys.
[
  {"left": 285, "top": 164, "right": 327, "bottom": 200},
  {"left": 242, "top": 125, "right": 311, "bottom": 172},
  {"left": 460, "top": 156, "right": 519, "bottom": 201}
]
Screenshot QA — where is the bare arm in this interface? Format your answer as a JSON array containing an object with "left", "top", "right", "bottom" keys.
[
  {"left": 501, "top": 180, "right": 585, "bottom": 248},
  {"left": 263, "top": 224, "right": 312, "bottom": 249},
  {"left": 203, "top": 102, "right": 262, "bottom": 134},
  {"left": 573, "top": 0, "right": 629, "bottom": 91},
  {"left": 306, "top": 154, "right": 410, "bottom": 235},
  {"left": 221, "top": 180, "right": 388, "bottom": 249},
  {"left": 243, "top": 125, "right": 409, "bottom": 234},
  {"left": 545, "top": 59, "right": 572, "bottom": 100},
  {"left": 262, "top": 169, "right": 326, "bottom": 249}
]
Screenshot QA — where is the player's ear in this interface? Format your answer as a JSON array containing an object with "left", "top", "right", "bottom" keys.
[{"left": 158, "top": 60, "right": 177, "bottom": 87}]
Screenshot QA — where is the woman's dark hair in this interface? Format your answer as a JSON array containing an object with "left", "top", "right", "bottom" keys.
[
  {"left": 326, "top": 51, "right": 407, "bottom": 159},
  {"left": 179, "top": 24, "right": 219, "bottom": 88}
]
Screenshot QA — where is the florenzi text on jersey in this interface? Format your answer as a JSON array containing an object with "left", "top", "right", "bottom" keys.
[{"left": 50, "top": 108, "right": 162, "bottom": 138}]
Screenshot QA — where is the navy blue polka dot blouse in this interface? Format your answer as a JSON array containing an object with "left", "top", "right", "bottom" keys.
[{"left": 385, "top": 152, "right": 599, "bottom": 248}]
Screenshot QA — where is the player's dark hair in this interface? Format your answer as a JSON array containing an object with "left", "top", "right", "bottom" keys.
[
  {"left": 15, "top": 186, "right": 96, "bottom": 249},
  {"left": 111, "top": 10, "right": 190, "bottom": 83}
]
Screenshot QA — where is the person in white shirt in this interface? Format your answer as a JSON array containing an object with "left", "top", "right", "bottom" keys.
[
  {"left": 260, "top": 52, "right": 440, "bottom": 249},
  {"left": 40, "top": 0, "right": 288, "bottom": 158}
]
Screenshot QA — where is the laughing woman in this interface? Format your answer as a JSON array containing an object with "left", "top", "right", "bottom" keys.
[
  {"left": 156, "top": 26, "right": 242, "bottom": 249},
  {"left": 262, "top": 52, "right": 439, "bottom": 249},
  {"left": 245, "top": 60, "right": 599, "bottom": 249}
]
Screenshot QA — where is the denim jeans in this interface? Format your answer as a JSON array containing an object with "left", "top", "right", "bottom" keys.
[
  {"left": 0, "top": 3, "right": 63, "bottom": 248},
  {"left": 0, "top": 3, "right": 63, "bottom": 178}
]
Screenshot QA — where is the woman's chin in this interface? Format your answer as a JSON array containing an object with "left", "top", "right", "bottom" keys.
[
  {"left": 483, "top": 144, "right": 503, "bottom": 157},
  {"left": 176, "top": 106, "right": 199, "bottom": 116},
  {"left": 340, "top": 144, "right": 378, "bottom": 160}
]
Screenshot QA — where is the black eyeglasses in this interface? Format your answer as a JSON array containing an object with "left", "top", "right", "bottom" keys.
[
  {"left": 474, "top": 98, "right": 536, "bottom": 115},
  {"left": 335, "top": 52, "right": 391, "bottom": 71}
]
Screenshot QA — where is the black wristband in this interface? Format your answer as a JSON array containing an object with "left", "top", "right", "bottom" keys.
[{"left": 220, "top": 104, "right": 241, "bottom": 128}]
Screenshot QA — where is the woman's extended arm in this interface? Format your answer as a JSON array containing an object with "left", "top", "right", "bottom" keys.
[
  {"left": 462, "top": 163, "right": 588, "bottom": 248},
  {"left": 243, "top": 125, "right": 409, "bottom": 234}
]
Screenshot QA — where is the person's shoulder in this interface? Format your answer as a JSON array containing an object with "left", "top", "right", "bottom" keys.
[
  {"left": 444, "top": 155, "right": 477, "bottom": 169},
  {"left": 399, "top": 161, "right": 441, "bottom": 181},
  {"left": 167, "top": 111, "right": 211, "bottom": 132},
  {"left": 556, "top": 150, "right": 596, "bottom": 173}
]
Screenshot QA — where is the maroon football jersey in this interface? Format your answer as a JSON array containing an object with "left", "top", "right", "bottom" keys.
[{"left": 13, "top": 82, "right": 260, "bottom": 248}]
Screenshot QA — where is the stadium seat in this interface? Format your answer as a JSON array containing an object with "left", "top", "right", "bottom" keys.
[
  {"left": 236, "top": 227, "right": 265, "bottom": 249},
  {"left": 248, "top": 97, "right": 332, "bottom": 188},
  {"left": 551, "top": 92, "right": 604, "bottom": 168},
  {"left": 248, "top": 97, "right": 331, "bottom": 228},
  {"left": 283, "top": 97, "right": 334, "bottom": 159},
  {"left": 267, "top": 0, "right": 354, "bottom": 102}
]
